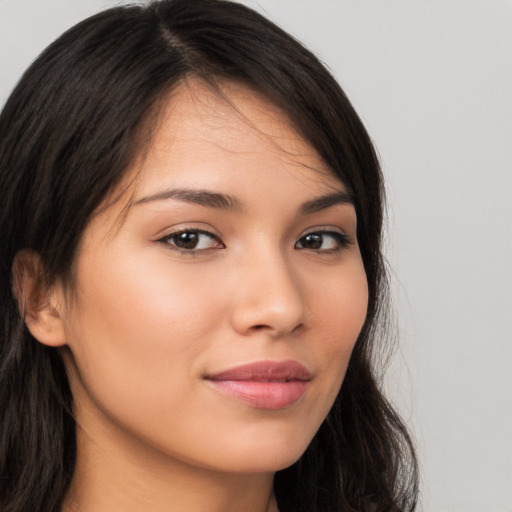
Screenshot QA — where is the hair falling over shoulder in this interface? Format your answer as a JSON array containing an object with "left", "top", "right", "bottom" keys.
[{"left": 0, "top": 1, "right": 418, "bottom": 511}]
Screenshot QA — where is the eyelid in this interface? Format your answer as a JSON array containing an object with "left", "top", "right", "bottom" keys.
[
  {"left": 154, "top": 222, "right": 222, "bottom": 241},
  {"left": 299, "top": 225, "right": 351, "bottom": 241},
  {"left": 300, "top": 225, "right": 346, "bottom": 236}
]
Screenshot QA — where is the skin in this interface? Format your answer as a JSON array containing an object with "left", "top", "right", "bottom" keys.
[{"left": 22, "top": 81, "right": 368, "bottom": 512}]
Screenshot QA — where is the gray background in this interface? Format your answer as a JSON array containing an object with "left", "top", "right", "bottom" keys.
[{"left": 1, "top": 1, "right": 511, "bottom": 511}]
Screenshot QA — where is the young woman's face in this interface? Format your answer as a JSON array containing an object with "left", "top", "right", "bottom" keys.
[{"left": 59, "top": 81, "right": 368, "bottom": 475}]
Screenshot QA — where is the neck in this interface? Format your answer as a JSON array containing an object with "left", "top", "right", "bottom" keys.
[{"left": 62, "top": 423, "right": 278, "bottom": 512}]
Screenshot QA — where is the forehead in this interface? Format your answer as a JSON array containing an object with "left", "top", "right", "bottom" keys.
[
  {"left": 130, "top": 80, "right": 344, "bottom": 197},
  {"left": 153, "top": 80, "right": 318, "bottom": 154}
]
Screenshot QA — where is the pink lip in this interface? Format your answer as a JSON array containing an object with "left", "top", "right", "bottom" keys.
[{"left": 205, "top": 360, "right": 311, "bottom": 410}]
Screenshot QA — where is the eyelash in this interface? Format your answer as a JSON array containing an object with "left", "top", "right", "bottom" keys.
[
  {"left": 157, "top": 229, "right": 224, "bottom": 255},
  {"left": 295, "top": 230, "right": 351, "bottom": 253},
  {"left": 157, "top": 228, "right": 351, "bottom": 255}
]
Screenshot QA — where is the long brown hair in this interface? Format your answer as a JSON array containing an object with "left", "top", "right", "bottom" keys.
[{"left": 0, "top": 1, "right": 418, "bottom": 510}]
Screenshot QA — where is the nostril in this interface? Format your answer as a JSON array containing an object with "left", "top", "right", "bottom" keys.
[
  {"left": 249, "top": 322, "right": 304, "bottom": 335},
  {"left": 248, "top": 324, "right": 271, "bottom": 333}
]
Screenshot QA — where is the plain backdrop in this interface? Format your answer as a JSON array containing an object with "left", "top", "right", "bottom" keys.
[{"left": 1, "top": 1, "right": 511, "bottom": 511}]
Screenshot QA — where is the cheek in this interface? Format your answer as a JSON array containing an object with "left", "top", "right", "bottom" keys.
[
  {"left": 312, "top": 255, "right": 368, "bottom": 338},
  {"left": 310, "top": 260, "right": 368, "bottom": 391},
  {"left": 62, "top": 252, "right": 240, "bottom": 470},
  {"left": 63, "top": 247, "right": 229, "bottom": 411}
]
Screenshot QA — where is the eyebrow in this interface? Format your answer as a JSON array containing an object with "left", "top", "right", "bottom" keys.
[
  {"left": 298, "top": 191, "right": 354, "bottom": 215},
  {"left": 135, "top": 188, "right": 245, "bottom": 212},
  {"left": 135, "top": 188, "right": 354, "bottom": 214}
]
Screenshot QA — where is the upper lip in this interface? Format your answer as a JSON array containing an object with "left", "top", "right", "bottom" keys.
[{"left": 205, "top": 360, "right": 311, "bottom": 382}]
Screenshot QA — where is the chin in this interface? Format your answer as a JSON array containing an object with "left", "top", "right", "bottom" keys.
[{"left": 199, "top": 430, "right": 315, "bottom": 474}]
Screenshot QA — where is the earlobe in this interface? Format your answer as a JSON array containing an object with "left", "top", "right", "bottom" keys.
[{"left": 11, "top": 250, "right": 68, "bottom": 347}]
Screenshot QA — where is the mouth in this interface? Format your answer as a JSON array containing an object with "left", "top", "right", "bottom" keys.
[{"left": 204, "top": 360, "right": 311, "bottom": 410}]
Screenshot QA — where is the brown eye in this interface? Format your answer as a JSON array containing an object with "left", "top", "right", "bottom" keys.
[
  {"left": 299, "top": 233, "right": 323, "bottom": 249},
  {"left": 174, "top": 232, "right": 200, "bottom": 249},
  {"left": 160, "top": 230, "right": 224, "bottom": 252},
  {"left": 295, "top": 231, "right": 349, "bottom": 251}
]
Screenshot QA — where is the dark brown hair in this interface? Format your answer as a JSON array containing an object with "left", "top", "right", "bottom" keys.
[{"left": 0, "top": 1, "right": 418, "bottom": 511}]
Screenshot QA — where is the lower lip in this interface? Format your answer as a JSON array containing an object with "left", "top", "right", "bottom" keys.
[{"left": 206, "top": 380, "right": 308, "bottom": 410}]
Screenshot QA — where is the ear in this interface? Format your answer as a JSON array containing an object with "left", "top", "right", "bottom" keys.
[{"left": 11, "top": 250, "right": 67, "bottom": 347}]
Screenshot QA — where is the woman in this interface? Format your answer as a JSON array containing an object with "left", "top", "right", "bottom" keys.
[{"left": 0, "top": 0, "right": 418, "bottom": 511}]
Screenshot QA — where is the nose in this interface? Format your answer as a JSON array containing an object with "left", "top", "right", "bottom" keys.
[{"left": 229, "top": 249, "right": 308, "bottom": 338}]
